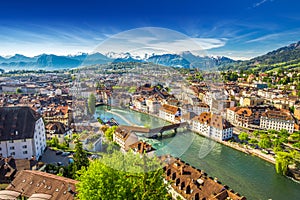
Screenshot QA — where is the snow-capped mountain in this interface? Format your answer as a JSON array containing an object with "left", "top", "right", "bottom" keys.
[{"left": 0, "top": 51, "right": 235, "bottom": 70}]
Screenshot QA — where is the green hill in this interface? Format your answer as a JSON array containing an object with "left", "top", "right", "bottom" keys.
[{"left": 219, "top": 41, "right": 300, "bottom": 72}]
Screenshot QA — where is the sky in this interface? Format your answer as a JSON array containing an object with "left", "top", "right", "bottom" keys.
[{"left": 0, "top": 0, "right": 299, "bottom": 60}]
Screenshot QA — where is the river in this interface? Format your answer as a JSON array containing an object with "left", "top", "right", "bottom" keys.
[{"left": 96, "top": 106, "right": 300, "bottom": 200}]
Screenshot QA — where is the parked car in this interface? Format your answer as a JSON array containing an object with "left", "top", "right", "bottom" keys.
[
  {"left": 61, "top": 152, "right": 71, "bottom": 156},
  {"left": 55, "top": 150, "right": 63, "bottom": 155}
]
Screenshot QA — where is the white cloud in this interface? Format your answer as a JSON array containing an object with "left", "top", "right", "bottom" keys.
[
  {"left": 253, "top": 0, "right": 273, "bottom": 8},
  {"left": 93, "top": 27, "right": 227, "bottom": 57},
  {"left": 245, "top": 29, "right": 300, "bottom": 43}
]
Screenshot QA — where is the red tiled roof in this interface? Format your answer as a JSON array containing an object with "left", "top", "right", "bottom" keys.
[{"left": 6, "top": 170, "right": 78, "bottom": 200}]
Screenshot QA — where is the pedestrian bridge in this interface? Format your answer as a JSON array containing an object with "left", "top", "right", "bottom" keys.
[{"left": 119, "top": 122, "right": 188, "bottom": 138}]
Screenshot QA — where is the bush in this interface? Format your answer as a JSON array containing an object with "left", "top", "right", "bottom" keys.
[
  {"left": 292, "top": 142, "right": 300, "bottom": 149},
  {"left": 238, "top": 132, "right": 249, "bottom": 141}
]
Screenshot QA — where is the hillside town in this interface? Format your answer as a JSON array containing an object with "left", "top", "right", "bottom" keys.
[{"left": 0, "top": 64, "right": 299, "bottom": 200}]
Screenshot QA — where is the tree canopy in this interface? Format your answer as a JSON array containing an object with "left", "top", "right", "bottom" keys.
[
  {"left": 72, "top": 139, "right": 89, "bottom": 178},
  {"left": 104, "top": 126, "right": 117, "bottom": 142},
  {"left": 88, "top": 93, "right": 96, "bottom": 115},
  {"left": 77, "top": 151, "right": 171, "bottom": 200},
  {"left": 238, "top": 132, "right": 249, "bottom": 142}
]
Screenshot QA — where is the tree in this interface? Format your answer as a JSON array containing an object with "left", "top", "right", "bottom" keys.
[
  {"left": 77, "top": 151, "right": 171, "bottom": 200},
  {"left": 104, "top": 126, "right": 117, "bottom": 141},
  {"left": 258, "top": 137, "right": 272, "bottom": 149},
  {"left": 275, "top": 151, "right": 294, "bottom": 175},
  {"left": 72, "top": 139, "right": 89, "bottom": 179},
  {"left": 16, "top": 88, "right": 22, "bottom": 94},
  {"left": 88, "top": 93, "right": 96, "bottom": 115},
  {"left": 238, "top": 132, "right": 249, "bottom": 141},
  {"left": 249, "top": 138, "right": 258, "bottom": 144}
]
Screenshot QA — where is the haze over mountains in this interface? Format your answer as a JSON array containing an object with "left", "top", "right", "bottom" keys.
[
  {"left": 0, "top": 41, "right": 299, "bottom": 71},
  {"left": 0, "top": 51, "right": 235, "bottom": 70}
]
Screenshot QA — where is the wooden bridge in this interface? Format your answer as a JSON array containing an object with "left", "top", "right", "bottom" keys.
[{"left": 119, "top": 122, "right": 188, "bottom": 138}]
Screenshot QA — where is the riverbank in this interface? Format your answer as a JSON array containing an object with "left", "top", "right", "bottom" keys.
[
  {"left": 129, "top": 107, "right": 278, "bottom": 164},
  {"left": 220, "top": 140, "right": 276, "bottom": 164},
  {"left": 96, "top": 106, "right": 300, "bottom": 199}
]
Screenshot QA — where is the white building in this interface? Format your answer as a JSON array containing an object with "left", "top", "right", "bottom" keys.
[
  {"left": 260, "top": 110, "right": 294, "bottom": 133},
  {"left": 146, "top": 98, "right": 161, "bottom": 114},
  {"left": 192, "top": 112, "right": 233, "bottom": 141},
  {"left": 0, "top": 107, "right": 46, "bottom": 159},
  {"left": 159, "top": 104, "right": 181, "bottom": 123},
  {"left": 113, "top": 126, "right": 139, "bottom": 152},
  {"left": 193, "top": 102, "right": 210, "bottom": 115}
]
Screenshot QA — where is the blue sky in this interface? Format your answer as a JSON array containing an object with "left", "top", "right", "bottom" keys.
[{"left": 0, "top": 0, "right": 299, "bottom": 60}]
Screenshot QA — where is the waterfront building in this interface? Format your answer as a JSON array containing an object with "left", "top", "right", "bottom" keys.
[
  {"left": 159, "top": 104, "right": 181, "bottom": 123},
  {"left": 113, "top": 126, "right": 139, "bottom": 152},
  {"left": 192, "top": 112, "right": 233, "bottom": 141},
  {"left": 226, "top": 106, "right": 271, "bottom": 129},
  {"left": 260, "top": 109, "right": 295, "bottom": 133},
  {"left": 0, "top": 107, "right": 46, "bottom": 159},
  {"left": 161, "top": 156, "right": 246, "bottom": 200}
]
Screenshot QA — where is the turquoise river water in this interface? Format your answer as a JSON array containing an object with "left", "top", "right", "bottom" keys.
[{"left": 96, "top": 106, "right": 300, "bottom": 200}]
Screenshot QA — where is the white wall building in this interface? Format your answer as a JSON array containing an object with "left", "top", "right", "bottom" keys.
[
  {"left": 260, "top": 110, "right": 294, "bottom": 133},
  {"left": 159, "top": 104, "right": 181, "bottom": 123},
  {"left": 192, "top": 112, "right": 233, "bottom": 141},
  {"left": 0, "top": 107, "right": 46, "bottom": 159},
  {"left": 113, "top": 127, "right": 139, "bottom": 152}
]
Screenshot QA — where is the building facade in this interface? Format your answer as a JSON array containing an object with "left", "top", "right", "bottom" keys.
[
  {"left": 260, "top": 110, "right": 295, "bottom": 133},
  {"left": 192, "top": 112, "right": 233, "bottom": 141},
  {"left": 0, "top": 107, "right": 46, "bottom": 159},
  {"left": 159, "top": 104, "right": 181, "bottom": 123}
]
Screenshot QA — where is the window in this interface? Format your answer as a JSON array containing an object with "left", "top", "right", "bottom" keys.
[
  {"left": 11, "top": 152, "right": 15, "bottom": 156},
  {"left": 0, "top": 147, "right": 1, "bottom": 151},
  {"left": 22, "top": 145, "right": 27, "bottom": 149},
  {"left": 23, "top": 139, "right": 26, "bottom": 142},
  {"left": 10, "top": 146, "right": 15, "bottom": 150},
  {"left": 9, "top": 140, "right": 14, "bottom": 143},
  {"left": 23, "top": 151, "right": 28, "bottom": 154}
]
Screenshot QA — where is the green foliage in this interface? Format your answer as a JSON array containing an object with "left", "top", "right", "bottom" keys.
[
  {"left": 72, "top": 139, "right": 89, "bottom": 179},
  {"left": 258, "top": 137, "right": 272, "bottom": 149},
  {"left": 16, "top": 88, "right": 22, "bottom": 94},
  {"left": 77, "top": 151, "right": 171, "bottom": 200},
  {"left": 222, "top": 71, "right": 239, "bottom": 81},
  {"left": 253, "top": 130, "right": 261, "bottom": 137},
  {"left": 238, "top": 132, "right": 249, "bottom": 141},
  {"left": 248, "top": 138, "right": 258, "bottom": 144},
  {"left": 275, "top": 151, "right": 294, "bottom": 175},
  {"left": 128, "top": 86, "right": 137, "bottom": 93},
  {"left": 104, "top": 126, "right": 117, "bottom": 142},
  {"left": 278, "top": 129, "right": 289, "bottom": 138},
  {"left": 273, "top": 146, "right": 283, "bottom": 153},
  {"left": 272, "top": 139, "right": 282, "bottom": 147},
  {"left": 88, "top": 93, "right": 96, "bottom": 115},
  {"left": 289, "top": 132, "right": 300, "bottom": 142},
  {"left": 292, "top": 142, "right": 300, "bottom": 149}
]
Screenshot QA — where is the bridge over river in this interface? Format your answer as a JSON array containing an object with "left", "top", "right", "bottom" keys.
[{"left": 119, "top": 122, "right": 188, "bottom": 138}]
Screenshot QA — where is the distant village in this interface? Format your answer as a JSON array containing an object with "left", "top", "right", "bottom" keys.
[{"left": 0, "top": 64, "right": 299, "bottom": 199}]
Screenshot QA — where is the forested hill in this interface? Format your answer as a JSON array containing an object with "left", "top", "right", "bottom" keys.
[{"left": 219, "top": 41, "right": 300, "bottom": 72}]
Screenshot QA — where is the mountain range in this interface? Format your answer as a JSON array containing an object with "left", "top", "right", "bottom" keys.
[
  {"left": 1, "top": 41, "right": 299, "bottom": 71},
  {"left": 0, "top": 51, "right": 235, "bottom": 71}
]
